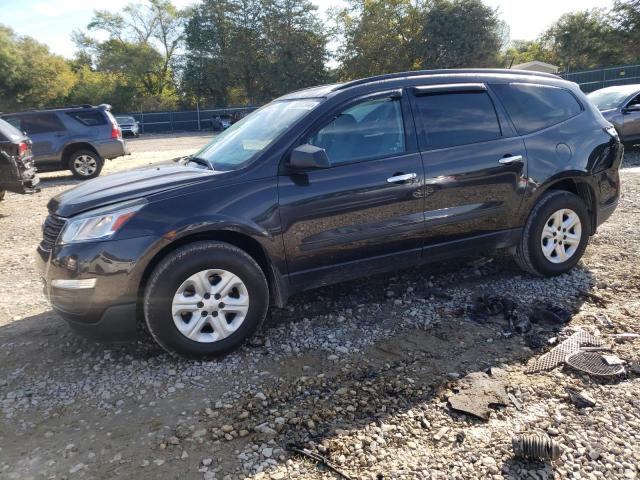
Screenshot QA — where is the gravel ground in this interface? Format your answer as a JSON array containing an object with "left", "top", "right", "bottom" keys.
[{"left": 1, "top": 133, "right": 639, "bottom": 479}]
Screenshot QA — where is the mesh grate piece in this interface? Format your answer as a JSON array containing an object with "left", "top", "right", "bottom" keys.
[
  {"left": 565, "top": 351, "right": 625, "bottom": 378},
  {"left": 525, "top": 330, "right": 605, "bottom": 374}
]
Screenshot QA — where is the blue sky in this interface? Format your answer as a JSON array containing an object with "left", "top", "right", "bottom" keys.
[{"left": 0, "top": 0, "right": 614, "bottom": 59}]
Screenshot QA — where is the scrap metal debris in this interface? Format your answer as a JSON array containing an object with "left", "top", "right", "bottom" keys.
[
  {"left": 566, "top": 387, "right": 597, "bottom": 409},
  {"left": 447, "top": 372, "right": 509, "bottom": 420},
  {"left": 566, "top": 351, "right": 626, "bottom": 379},
  {"left": 525, "top": 330, "right": 605, "bottom": 374},
  {"left": 530, "top": 305, "right": 572, "bottom": 325},
  {"left": 470, "top": 295, "right": 531, "bottom": 333},
  {"left": 286, "top": 444, "right": 354, "bottom": 480},
  {"left": 512, "top": 433, "right": 561, "bottom": 462}
]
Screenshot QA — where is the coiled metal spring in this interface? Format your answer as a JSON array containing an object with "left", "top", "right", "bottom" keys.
[{"left": 512, "top": 434, "right": 561, "bottom": 461}]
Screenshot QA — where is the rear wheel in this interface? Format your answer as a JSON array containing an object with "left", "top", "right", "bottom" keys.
[
  {"left": 69, "top": 149, "right": 103, "bottom": 179},
  {"left": 514, "top": 191, "right": 591, "bottom": 277},
  {"left": 144, "top": 241, "right": 269, "bottom": 358}
]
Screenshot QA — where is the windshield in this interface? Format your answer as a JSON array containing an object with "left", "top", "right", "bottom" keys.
[
  {"left": 117, "top": 116, "right": 135, "bottom": 123},
  {"left": 587, "top": 89, "right": 635, "bottom": 111},
  {"left": 193, "top": 99, "right": 320, "bottom": 171}
]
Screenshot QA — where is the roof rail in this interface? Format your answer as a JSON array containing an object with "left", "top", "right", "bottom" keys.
[
  {"left": 334, "top": 68, "right": 561, "bottom": 91},
  {"left": 4, "top": 104, "right": 95, "bottom": 114}
]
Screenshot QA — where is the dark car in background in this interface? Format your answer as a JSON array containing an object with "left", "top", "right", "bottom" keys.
[
  {"left": 0, "top": 118, "right": 39, "bottom": 201},
  {"left": 587, "top": 84, "right": 640, "bottom": 145},
  {"left": 2, "top": 104, "right": 129, "bottom": 180},
  {"left": 37, "top": 69, "right": 622, "bottom": 358},
  {"left": 115, "top": 116, "right": 140, "bottom": 137}
]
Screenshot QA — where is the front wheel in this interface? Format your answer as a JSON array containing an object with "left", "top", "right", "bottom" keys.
[
  {"left": 514, "top": 191, "right": 591, "bottom": 277},
  {"left": 69, "top": 150, "right": 104, "bottom": 179},
  {"left": 144, "top": 241, "right": 269, "bottom": 358}
]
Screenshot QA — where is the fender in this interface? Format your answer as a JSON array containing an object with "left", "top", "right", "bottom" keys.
[{"left": 517, "top": 170, "right": 598, "bottom": 231}]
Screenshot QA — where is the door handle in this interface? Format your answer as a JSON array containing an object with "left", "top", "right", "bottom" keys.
[
  {"left": 387, "top": 173, "right": 417, "bottom": 183},
  {"left": 498, "top": 155, "right": 523, "bottom": 165}
]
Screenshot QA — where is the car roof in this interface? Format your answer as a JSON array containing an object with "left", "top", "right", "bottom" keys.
[
  {"left": 276, "top": 69, "right": 565, "bottom": 101},
  {"left": 1, "top": 104, "right": 111, "bottom": 116}
]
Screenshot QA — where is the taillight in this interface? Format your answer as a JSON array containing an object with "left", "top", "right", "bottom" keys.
[
  {"left": 111, "top": 124, "right": 121, "bottom": 139},
  {"left": 18, "top": 142, "right": 28, "bottom": 156}
]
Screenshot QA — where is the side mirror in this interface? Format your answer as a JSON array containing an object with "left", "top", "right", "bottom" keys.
[
  {"left": 624, "top": 104, "right": 640, "bottom": 112},
  {"left": 289, "top": 144, "right": 330, "bottom": 169}
]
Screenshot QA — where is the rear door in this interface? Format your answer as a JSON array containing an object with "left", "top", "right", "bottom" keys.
[
  {"left": 5, "top": 113, "right": 67, "bottom": 165},
  {"left": 409, "top": 84, "right": 527, "bottom": 247},
  {"left": 278, "top": 90, "right": 425, "bottom": 289}
]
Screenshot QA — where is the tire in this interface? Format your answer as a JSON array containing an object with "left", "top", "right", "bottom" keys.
[
  {"left": 68, "top": 149, "right": 104, "bottom": 180},
  {"left": 514, "top": 190, "right": 591, "bottom": 277},
  {"left": 144, "top": 241, "right": 269, "bottom": 359}
]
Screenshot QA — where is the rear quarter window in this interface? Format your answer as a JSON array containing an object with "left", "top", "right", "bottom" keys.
[
  {"left": 491, "top": 83, "right": 583, "bottom": 135},
  {"left": 0, "top": 118, "right": 23, "bottom": 142},
  {"left": 67, "top": 111, "right": 107, "bottom": 126}
]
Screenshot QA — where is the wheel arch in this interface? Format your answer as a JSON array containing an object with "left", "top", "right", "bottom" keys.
[
  {"left": 138, "top": 230, "right": 288, "bottom": 317},
  {"left": 527, "top": 175, "right": 598, "bottom": 235},
  {"left": 61, "top": 142, "right": 101, "bottom": 169}
]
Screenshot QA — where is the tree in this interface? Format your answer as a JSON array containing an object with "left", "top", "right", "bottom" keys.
[
  {"left": 418, "top": 0, "right": 504, "bottom": 69},
  {"left": 183, "top": 0, "right": 328, "bottom": 106},
  {"left": 333, "top": 0, "right": 423, "bottom": 80},
  {"left": 0, "top": 26, "right": 76, "bottom": 111},
  {"left": 612, "top": 0, "right": 640, "bottom": 63},
  {"left": 260, "top": 0, "right": 328, "bottom": 97},
  {"left": 502, "top": 40, "right": 556, "bottom": 67},
  {"left": 75, "top": 0, "right": 185, "bottom": 108},
  {"left": 541, "top": 10, "right": 624, "bottom": 71}
]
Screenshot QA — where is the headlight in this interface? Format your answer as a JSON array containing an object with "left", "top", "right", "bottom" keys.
[{"left": 59, "top": 199, "right": 146, "bottom": 244}]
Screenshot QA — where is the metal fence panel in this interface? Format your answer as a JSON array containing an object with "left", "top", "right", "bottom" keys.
[
  {"left": 561, "top": 64, "right": 640, "bottom": 93},
  {"left": 117, "top": 106, "right": 258, "bottom": 134}
]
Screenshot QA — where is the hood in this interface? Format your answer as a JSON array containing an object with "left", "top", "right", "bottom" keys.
[{"left": 49, "top": 163, "right": 221, "bottom": 218}]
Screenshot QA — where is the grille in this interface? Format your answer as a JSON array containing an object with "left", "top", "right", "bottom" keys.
[
  {"left": 525, "top": 330, "right": 605, "bottom": 374},
  {"left": 566, "top": 351, "right": 625, "bottom": 379},
  {"left": 40, "top": 214, "right": 67, "bottom": 251}
]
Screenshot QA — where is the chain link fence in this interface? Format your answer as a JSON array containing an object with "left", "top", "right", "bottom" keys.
[
  {"left": 117, "top": 105, "right": 258, "bottom": 134},
  {"left": 561, "top": 64, "right": 640, "bottom": 93}
]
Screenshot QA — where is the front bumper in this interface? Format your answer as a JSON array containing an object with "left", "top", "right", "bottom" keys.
[{"left": 36, "top": 235, "right": 160, "bottom": 341}]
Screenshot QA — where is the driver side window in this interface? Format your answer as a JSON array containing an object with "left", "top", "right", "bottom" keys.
[{"left": 308, "top": 97, "right": 406, "bottom": 166}]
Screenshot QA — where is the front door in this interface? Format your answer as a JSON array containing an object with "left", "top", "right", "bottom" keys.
[
  {"left": 278, "top": 91, "right": 425, "bottom": 289},
  {"left": 409, "top": 84, "right": 527, "bottom": 247},
  {"left": 622, "top": 93, "right": 640, "bottom": 143}
]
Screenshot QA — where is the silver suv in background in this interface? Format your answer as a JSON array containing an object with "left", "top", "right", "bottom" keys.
[
  {"left": 115, "top": 116, "right": 140, "bottom": 137},
  {"left": 1, "top": 104, "right": 129, "bottom": 179}
]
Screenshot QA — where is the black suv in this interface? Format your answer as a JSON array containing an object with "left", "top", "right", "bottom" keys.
[
  {"left": 0, "top": 118, "right": 39, "bottom": 200},
  {"left": 2, "top": 104, "right": 128, "bottom": 180},
  {"left": 37, "top": 69, "right": 622, "bottom": 358}
]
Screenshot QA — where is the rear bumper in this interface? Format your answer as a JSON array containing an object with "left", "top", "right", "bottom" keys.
[{"left": 96, "top": 138, "right": 129, "bottom": 159}]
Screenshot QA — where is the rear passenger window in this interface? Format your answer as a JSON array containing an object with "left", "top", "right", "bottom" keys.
[
  {"left": 9, "top": 113, "right": 65, "bottom": 134},
  {"left": 413, "top": 91, "right": 502, "bottom": 149},
  {"left": 492, "top": 83, "right": 582, "bottom": 135},
  {"left": 67, "top": 111, "right": 107, "bottom": 126}
]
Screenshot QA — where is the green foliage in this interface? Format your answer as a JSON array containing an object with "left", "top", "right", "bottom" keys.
[
  {"left": 183, "top": 0, "right": 327, "bottom": 106},
  {"left": 333, "top": 0, "right": 423, "bottom": 80},
  {"left": 540, "top": 9, "right": 624, "bottom": 71},
  {"left": 612, "top": 0, "right": 640, "bottom": 64},
  {"left": 0, "top": 26, "right": 76, "bottom": 111},
  {"left": 419, "top": 0, "right": 504, "bottom": 68}
]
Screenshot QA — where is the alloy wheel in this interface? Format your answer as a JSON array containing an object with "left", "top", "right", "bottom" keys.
[
  {"left": 73, "top": 155, "right": 98, "bottom": 176},
  {"left": 171, "top": 269, "right": 249, "bottom": 343},
  {"left": 540, "top": 208, "right": 582, "bottom": 264}
]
